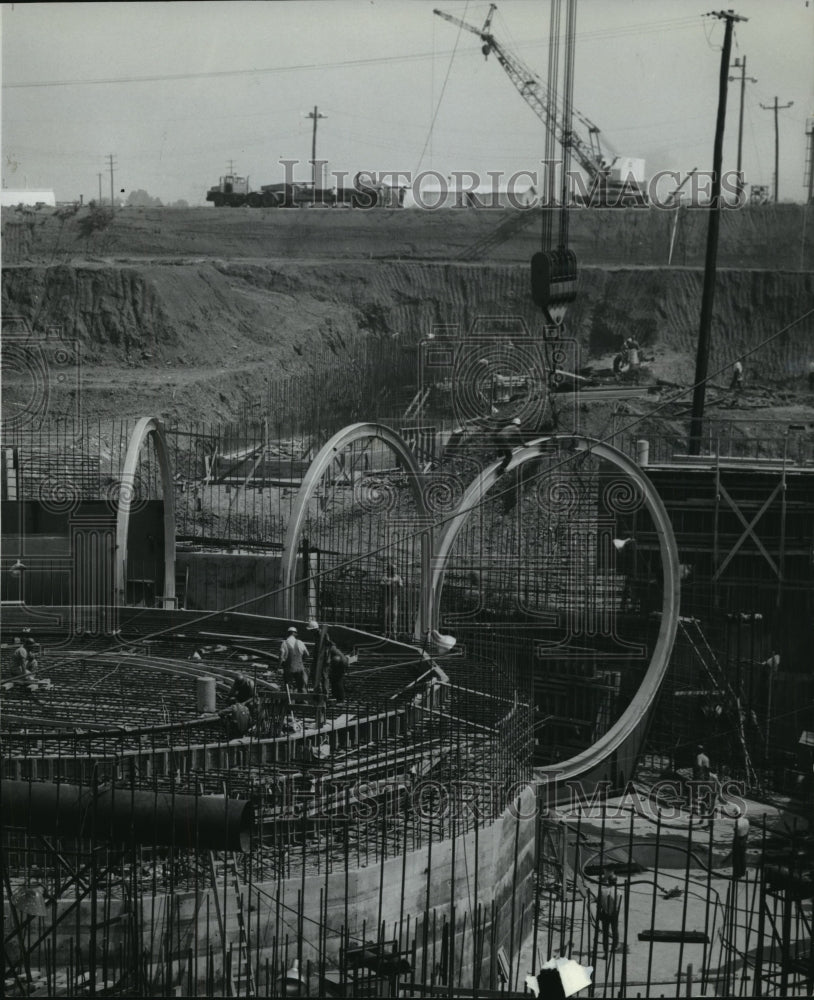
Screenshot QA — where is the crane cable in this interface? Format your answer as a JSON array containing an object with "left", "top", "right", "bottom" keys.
[
  {"left": 414, "top": 1, "right": 471, "bottom": 180},
  {"left": 558, "top": 0, "right": 577, "bottom": 252},
  {"left": 542, "top": 0, "right": 561, "bottom": 252}
]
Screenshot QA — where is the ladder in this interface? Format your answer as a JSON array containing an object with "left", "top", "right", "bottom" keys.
[
  {"left": 678, "top": 617, "right": 757, "bottom": 788},
  {"left": 403, "top": 386, "right": 430, "bottom": 421},
  {"left": 226, "top": 855, "right": 255, "bottom": 998}
]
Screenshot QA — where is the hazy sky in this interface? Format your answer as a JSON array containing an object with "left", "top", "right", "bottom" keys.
[{"left": 2, "top": 1, "right": 812, "bottom": 205}]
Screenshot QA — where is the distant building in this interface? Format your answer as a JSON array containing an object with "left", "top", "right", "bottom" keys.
[{"left": 1, "top": 189, "right": 56, "bottom": 208}]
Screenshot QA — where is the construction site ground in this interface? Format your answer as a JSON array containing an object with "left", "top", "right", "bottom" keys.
[
  {"left": 2, "top": 203, "right": 813, "bottom": 440},
  {"left": 537, "top": 780, "right": 811, "bottom": 997}
]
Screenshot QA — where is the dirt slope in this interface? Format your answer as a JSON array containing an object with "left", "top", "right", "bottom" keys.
[
  {"left": 2, "top": 205, "right": 812, "bottom": 427},
  {"left": 3, "top": 258, "right": 812, "bottom": 425},
  {"left": 3, "top": 202, "right": 812, "bottom": 268}
]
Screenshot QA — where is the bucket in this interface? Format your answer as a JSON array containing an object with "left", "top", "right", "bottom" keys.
[
  {"left": 196, "top": 675, "right": 217, "bottom": 714},
  {"left": 636, "top": 439, "right": 650, "bottom": 467}
]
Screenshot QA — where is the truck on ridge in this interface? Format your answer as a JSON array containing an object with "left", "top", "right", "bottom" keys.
[{"left": 205, "top": 173, "right": 405, "bottom": 208}]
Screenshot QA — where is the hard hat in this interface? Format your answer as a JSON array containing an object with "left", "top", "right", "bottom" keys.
[
  {"left": 287, "top": 626, "right": 298, "bottom": 634},
  {"left": 511, "top": 417, "right": 521, "bottom": 426},
  {"left": 306, "top": 619, "right": 319, "bottom": 631}
]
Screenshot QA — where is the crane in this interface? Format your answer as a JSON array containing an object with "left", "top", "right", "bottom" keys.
[{"left": 433, "top": 4, "right": 645, "bottom": 204}]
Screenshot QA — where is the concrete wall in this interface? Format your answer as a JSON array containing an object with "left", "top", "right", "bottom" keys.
[{"left": 3, "top": 785, "right": 537, "bottom": 992}]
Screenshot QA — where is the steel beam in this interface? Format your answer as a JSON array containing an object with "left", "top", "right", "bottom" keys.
[{"left": 427, "top": 434, "right": 681, "bottom": 794}]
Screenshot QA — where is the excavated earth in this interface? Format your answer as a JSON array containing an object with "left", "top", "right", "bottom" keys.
[{"left": 2, "top": 204, "right": 813, "bottom": 434}]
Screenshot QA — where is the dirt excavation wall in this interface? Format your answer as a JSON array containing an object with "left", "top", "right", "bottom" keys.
[
  {"left": 3, "top": 203, "right": 812, "bottom": 269},
  {"left": 2, "top": 257, "right": 812, "bottom": 424}
]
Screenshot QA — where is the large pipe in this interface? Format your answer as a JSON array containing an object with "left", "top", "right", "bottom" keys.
[{"left": 1, "top": 781, "right": 253, "bottom": 853}]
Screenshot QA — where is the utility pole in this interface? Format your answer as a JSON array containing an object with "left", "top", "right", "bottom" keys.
[
  {"left": 688, "top": 10, "right": 747, "bottom": 456},
  {"left": 97, "top": 173, "right": 102, "bottom": 204},
  {"left": 106, "top": 153, "right": 117, "bottom": 209},
  {"left": 305, "top": 106, "right": 326, "bottom": 191},
  {"left": 728, "top": 56, "right": 756, "bottom": 200},
  {"left": 806, "top": 118, "right": 814, "bottom": 205},
  {"left": 761, "top": 97, "right": 794, "bottom": 202}
]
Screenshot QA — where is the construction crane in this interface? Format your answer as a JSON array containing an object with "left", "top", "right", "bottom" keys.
[{"left": 433, "top": 4, "right": 646, "bottom": 205}]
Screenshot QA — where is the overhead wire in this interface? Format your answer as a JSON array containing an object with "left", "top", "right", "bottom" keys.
[
  {"left": 2, "top": 15, "right": 704, "bottom": 91},
  {"left": 413, "top": 0, "right": 471, "bottom": 178}
]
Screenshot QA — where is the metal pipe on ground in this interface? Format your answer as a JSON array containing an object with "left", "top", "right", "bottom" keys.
[{"left": 1, "top": 781, "right": 253, "bottom": 852}]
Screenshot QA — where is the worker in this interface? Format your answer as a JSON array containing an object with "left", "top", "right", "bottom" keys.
[
  {"left": 380, "top": 563, "right": 404, "bottom": 637},
  {"left": 9, "top": 637, "right": 31, "bottom": 679},
  {"left": 496, "top": 417, "right": 524, "bottom": 475},
  {"left": 221, "top": 701, "right": 252, "bottom": 740},
  {"left": 730, "top": 359, "right": 744, "bottom": 391},
  {"left": 307, "top": 619, "right": 331, "bottom": 695},
  {"left": 692, "top": 744, "right": 712, "bottom": 820},
  {"left": 624, "top": 336, "right": 640, "bottom": 368},
  {"left": 596, "top": 874, "right": 620, "bottom": 955},
  {"left": 693, "top": 744, "right": 711, "bottom": 781},
  {"left": 227, "top": 673, "right": 255, "bottom": 705},
  {"left": 613, "top": 537, "right": 638, "bottom": 610},
  {"left": 279, "top": 626, "right": 310, "bottom": 693},
  {"left": 732, "top": 806, "right": 750, "bottom": 879},
  {"left": 327, "top": 643, "right": 350, "bottom": 701}
]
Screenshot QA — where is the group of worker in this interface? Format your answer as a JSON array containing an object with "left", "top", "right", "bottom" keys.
[
  {"left": 278, "top": 621, "right": 351, "bottom": 700},
  {"left": 223, "top": 621, "right": 351, "bottom": 707},
  {"left": 6, "top": 632, "right": 39, "bottom": 682},
  {"left": 220, "top": 622, "right": 352, "bottom": 738}
]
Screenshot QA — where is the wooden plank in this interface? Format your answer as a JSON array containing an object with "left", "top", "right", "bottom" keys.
[{"left": 638, "top": 929, "right": 709, "bottom": 943}]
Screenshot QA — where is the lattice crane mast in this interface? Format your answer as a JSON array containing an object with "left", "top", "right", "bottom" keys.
[{"left": 433, "top": 4, "right": 625, "bottom": 196}]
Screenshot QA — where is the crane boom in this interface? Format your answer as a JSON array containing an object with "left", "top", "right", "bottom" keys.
[{"left": 433, "top": 5, "right": 609, "bottom": 182}]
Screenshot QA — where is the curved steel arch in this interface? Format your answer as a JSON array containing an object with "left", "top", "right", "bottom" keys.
[
  {"left": 280, "top": 422, "right": 432, "bottom": 636},
  {"left": 115, "top": 417, "right": 176, "bottom": 608},
  {"left": 428, "top": 434, "right": 680, "bottom": 791}
]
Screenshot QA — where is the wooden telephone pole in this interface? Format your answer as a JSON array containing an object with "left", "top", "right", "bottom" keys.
[
  {"left": 760, "top": 96, "right": 794, "bottom": 202},
  {"left": 688, "top": 9, "right": 747, "bottom": 456},
  {"left": 305, "top": 106, "right": 326, "bottom": 191},
  {"left": 728, "top": 56, "right": 756, "bottom": 200}
]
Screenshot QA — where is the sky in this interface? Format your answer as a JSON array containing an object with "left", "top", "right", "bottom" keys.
[{"left": 2, "top": 0, "right": 812, "bottom": 205}]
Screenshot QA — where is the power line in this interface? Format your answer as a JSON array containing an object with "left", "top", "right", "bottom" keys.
[{"left": 1, "top": 17, "right": 702, "bottom": 91}]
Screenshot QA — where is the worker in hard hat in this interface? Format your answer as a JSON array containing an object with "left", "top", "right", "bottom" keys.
[
  {"left": 732, "top": 805, "right": 750, "bottom": 879},
  {"left": 279, "top": 626, "right": 310, "bottom": 692},
  {"left": 495, "top": 416, "right": 524, "bottom": 475},
  {"left": 596, "top": 873, "right": 621, "bottom": 955}
]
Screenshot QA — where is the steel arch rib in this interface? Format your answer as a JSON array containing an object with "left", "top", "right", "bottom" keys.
[
  {"left": 428, "top": 434, "right": 680, "bottom": 789},
  {"left": 280, "top": 422, "right": 432, "bottom": 635},
  {"left": 114, "top": 417, "right": 176, "bottom": 607}
]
